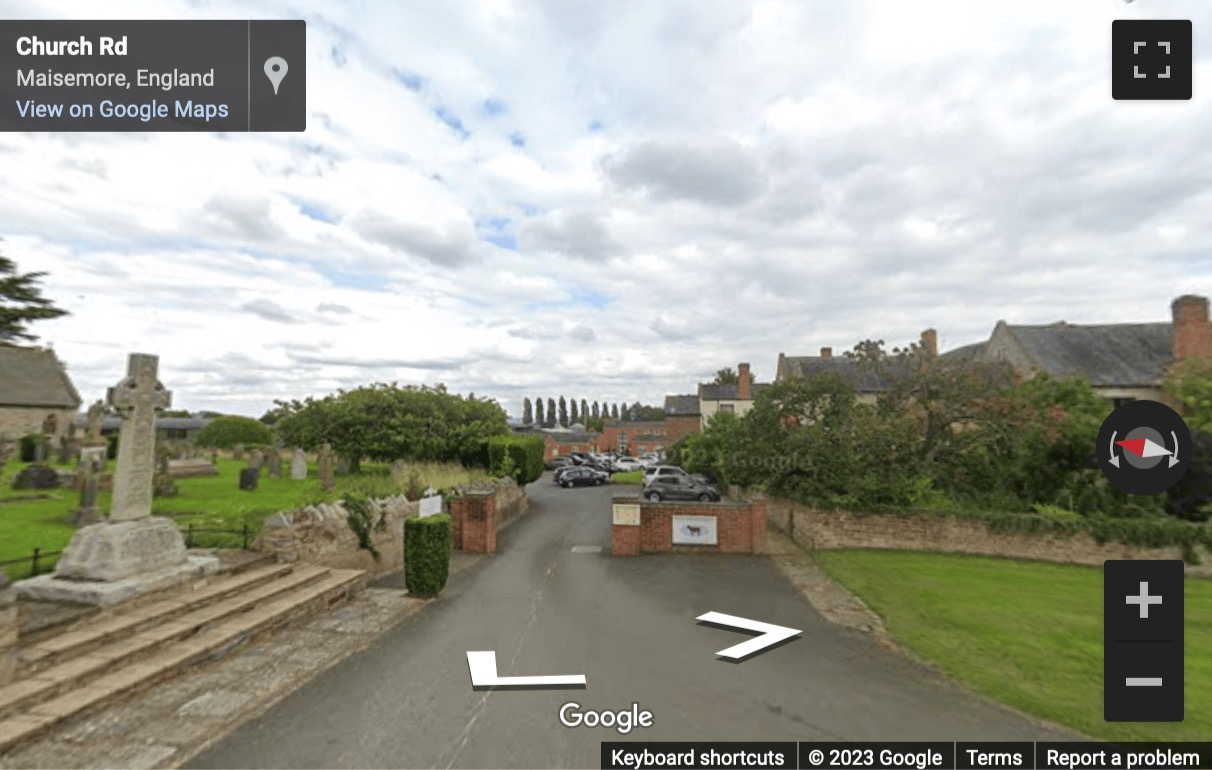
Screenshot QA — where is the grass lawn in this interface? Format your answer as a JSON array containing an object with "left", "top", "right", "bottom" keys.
[
  {"left": 0, "top": 457, "right": 488, "bottom": 581},
  {"left": 815, "top": 550, "right": 1212, "bottom": 741},
  {"left": 611, "top": 470, "right": 645, "bottom": 484}
]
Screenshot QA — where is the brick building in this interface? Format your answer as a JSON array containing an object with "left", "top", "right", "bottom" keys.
[
  {"left": 697, "top": 362, "right": 769, "bottom": 429},
  {"left": 662, "top": 394, "right": 702, "bottom": 444},
  {"left": 542, "top": 430, "right": 605, "bottom": 460},
  {"left": 600, "top": 421, "right": 670, "bottom": 455},
  {"left": 0, "top": 345, "right": 82, "bottom": 442}
]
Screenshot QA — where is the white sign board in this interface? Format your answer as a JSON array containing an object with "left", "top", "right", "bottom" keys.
[
  {"left": 671, "top": 515, "right": 718, "bottom": 545},
  {"left": 612, "top": 503, "right": 641, "bottom": 526},
  {"left": 419, "top": 494, "right": 443, "bottom": 518}
]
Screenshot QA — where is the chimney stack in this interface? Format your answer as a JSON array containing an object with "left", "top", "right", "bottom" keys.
[
  {"left": 820, "top": 347, "right": 832, "bottom": 359},
  {"left": 920, "top": 328, "right": 938, "bottom": 357},
  {"left": 737, "top": 362, "right": 751, "bottom": 400},
  {"left": 1172, "top": 295, "right": 1211, "bottom": 362}
]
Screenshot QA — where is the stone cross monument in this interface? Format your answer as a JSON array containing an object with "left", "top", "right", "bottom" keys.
[
  {"left": 15, "top": 354, "right": 219, "bottom": 606},
  {"left": 107, "top": 354, "right": 172, "bottom": 521}
]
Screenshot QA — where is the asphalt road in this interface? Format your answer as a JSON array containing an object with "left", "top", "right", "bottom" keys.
[{"left": 188, "top": 475, "right": 1075, "bottom": 769}]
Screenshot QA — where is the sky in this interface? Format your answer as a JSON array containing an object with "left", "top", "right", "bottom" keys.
[{"left": 3, "top": 0, "right": 1211, "bottom": 418}]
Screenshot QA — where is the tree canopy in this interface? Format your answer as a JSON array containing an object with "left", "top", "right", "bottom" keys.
[
  {"left": 273, "top": 382, "right": 509, "bottom": 469},
  {"left": 0, "top": 254, "right": 69, "bottom": 342},
  {"left": 194, "top": 415, "right": 274, "bottom": 449}
]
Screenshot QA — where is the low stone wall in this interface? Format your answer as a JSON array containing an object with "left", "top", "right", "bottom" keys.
[
  {"left": 765, "top": 497, "right": 1212, "bottom": 575},
  {"left": 0, "top": 584, "right": 15, "bottom": 686},
  {"left": 253, "top": 495, "right": 417, "bottom": 578},
  {"left": 612, "top": 496, "right": 767, "bottom": 556}
]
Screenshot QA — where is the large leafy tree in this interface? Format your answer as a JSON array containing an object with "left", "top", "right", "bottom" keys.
[
  {"left": 547, "top": 398, "right": 556, "bottom": 427},
  {"left": 522, "top": 397, "right": 533, "bottom": 425},
  {"left": 570, "top": 398, "right": 579, "bottom": 424},
  {"left": 580, "top": 399, "right": 589, "bottom": 421},
  {"left": 194, "top": 415, "right": 274, "bottom": 449},
  {"left": 0, "top": 254, "right": 68, "bottom": 342},
  {"left": 558, "top": 396, "right": 568, "bottom": 427},
  {"left": 273, "top": 383, "right": 509, "bottom": 471},
  {"left": 535, "top": 397, "right": 545, "bottom": 427}
]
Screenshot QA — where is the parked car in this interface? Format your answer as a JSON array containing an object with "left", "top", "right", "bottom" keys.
[
  {"left": 642, "top": 465, "right": 690, "bottom": 486},
  {"left": 545, "top": 456, "right": 573, "bottom": 470},
  {"left": 612, "top": 457, "right": 643, "bottom": 473},
  {"left": 554, "top": 465, "right": 580, "bottom": 484},
  {"left": 643, "top": 475, "right": 721, "bottom": 502},
  {"left": 636, "top": 455, "right": 659, "bottom": 468},
  {"left": 569, "top": 451, "right": 593, "bottom": 465},
  {"left": 557, "top": 466, "right": 610, "bottom": 488}
]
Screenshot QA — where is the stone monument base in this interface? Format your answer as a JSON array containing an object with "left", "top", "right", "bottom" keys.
[
  {"left": 56, "top": 517, "right": 190, "bottom": 581},
  {"left": 15, "top": 554, "right": 219, "bottom": 606}
]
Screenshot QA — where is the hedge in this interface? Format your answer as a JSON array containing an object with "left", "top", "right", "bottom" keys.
[
  {"left": 405, "top": 514, "right": 452, "bottom": 596},
  {"left": 487, "top": 435, "right": 544, "bottom": 485}
]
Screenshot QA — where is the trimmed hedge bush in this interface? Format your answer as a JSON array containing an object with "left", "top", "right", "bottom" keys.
[
  {"left": 405, "top": 514, "right": 452, "bottom": 597},
  {"left": 487, "top": 435, "right": 544, "bottom": 485}
]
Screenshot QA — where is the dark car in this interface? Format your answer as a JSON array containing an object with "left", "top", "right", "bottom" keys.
[
  {"left": 642, "top": 475, "right": 721, "bottom": 502},
  {"left": 557, "top": 466, "right": 609, "bottom": 488},
  {"left": 569, "top": 452, "right": 593, "bottom": 465},
  {"left": 545, "top": 456, "right": 573, "bottom": 471}
]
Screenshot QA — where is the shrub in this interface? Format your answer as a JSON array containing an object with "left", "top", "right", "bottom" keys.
[
  {"left": 487, "top": 436, "right": 543, "bottom": 484},
  {"left": 344, "top": 493, "right": 388, "bottom": 561},
  {"left": 195, "top": 415, "right": 274, "bottom": 449},
  {"left": 405, "top": 514, "right": 451, "bottom": 596}
]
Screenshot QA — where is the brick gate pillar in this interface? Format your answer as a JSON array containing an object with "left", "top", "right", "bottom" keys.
[{"left": 451, "top": 492, "right": 497, "bottom": 553}]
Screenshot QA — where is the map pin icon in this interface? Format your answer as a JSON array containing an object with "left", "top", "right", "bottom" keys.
[{"left": 264, "top": 57, "right": 288, "bottom": 95}]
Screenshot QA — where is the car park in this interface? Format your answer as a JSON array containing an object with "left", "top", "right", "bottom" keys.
[
  {"left": 557, "top": 466, "right": 610, "bottom": 488},
  {"left": 636, "top": 455, "right": 658, "bottom": 468},
  {"left": 545, "top": 456, "right": 573, "bottom": 470},
  {"left": 612, "top": 457, "right": 643, "bottom": 473},
  {"left": 642, "top": 475, "right": 721, "bottom": 502},
  {"left": 642, "top": 465, "right": 690, "bottom": 486}
]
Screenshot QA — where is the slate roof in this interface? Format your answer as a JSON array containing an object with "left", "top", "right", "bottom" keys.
[
  {"left": 778, "top": 356, "right": 892, "bottom": 392},
  {"left": 0, "top": 345, "right": 82, "bottom": 409},
  {"left": 664, "top": 394, "right": 700, "bottom": 415},
  {"left": 697, "top": 382, "right": 771, "bottom": 400},
  {"left": 939, "top": 341, "right": 988, "bottom": 363},
  {"left": 543, "top": 431, "right": 597, "bottom": 444},
  {"left": 1001, "top": 322, "right": 1175, "bottom": 387}
]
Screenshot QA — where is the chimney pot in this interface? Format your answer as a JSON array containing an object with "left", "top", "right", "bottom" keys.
[
  {"left": 920, "top": 328, "right": 938, "bottom": 357},
  {"left": 820, "top": 347, "right": 832, "bottom": 359},
  {"left": 737, "top": 362, "right": 751, "bottom": 401},
  {"left": 1172, "top": 295, "right": 1212, "bottom": 362}
]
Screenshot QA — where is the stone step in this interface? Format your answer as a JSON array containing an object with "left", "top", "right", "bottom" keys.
[
  {"left": 0, "top": 568, "right": 365, "bottom": 754},
  {"left": 0, "top": 564, "right": 331, "bottom": 721},
  {"left": 17, "top": 561, "right": 298, "bottom": 677}
]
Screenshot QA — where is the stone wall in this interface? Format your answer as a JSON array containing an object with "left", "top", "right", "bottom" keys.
[
  {"left": 253, "top": 495, "right": 417, "bottom": 578},
  {"left": 765, "top": 497, "right": 1212, "bottom": 575},
  {"left": 0, "top": 583, "right": 15, "bottom": 686},
  {"left": 0, "top": 406, "right": 77, "bottom": 442}
]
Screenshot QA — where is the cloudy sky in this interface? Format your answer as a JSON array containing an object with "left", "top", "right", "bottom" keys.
[{"left": 3, "top": 0, "right": 1211, "bottom": 418}]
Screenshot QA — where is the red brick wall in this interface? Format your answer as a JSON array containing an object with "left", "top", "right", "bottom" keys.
[
  {"left": 764, "top": 498, "right": 1212, "bottom": 575},
  {"left": 450, "top": 493, "right": 497, "bottom": 553},
  {"left": 544, "top": 434, "right": 606, "bottom": 459},
  {"left": 611, "top": 496, "right": 767, "bottom": 556},
  {"left": 665, "top": 415, "right": 701, "bottom": 444},
  {"left": 601, "top": 422, "right": 673, "bottom": 454}
]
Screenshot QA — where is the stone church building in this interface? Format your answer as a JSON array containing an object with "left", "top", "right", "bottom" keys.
[{"left": 0, "top": 344, "right": 82, "bottom": 441}]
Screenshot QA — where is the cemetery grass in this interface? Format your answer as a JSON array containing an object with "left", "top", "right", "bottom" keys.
[
  {"left": 0, "top": 458, "right": 488, "bottom": 580},
  {"left": 815, "top": 550, "right": 1212, "bottom": 742}
]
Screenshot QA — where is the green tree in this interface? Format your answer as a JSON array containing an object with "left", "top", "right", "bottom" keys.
[
  {"left": 584, "top": 415, "right": 605, "bottom": 433},
  {"left": 194, "top": 415, "right": 274, "bottom": 449},
  {"left": 580, "top": 399, "right": 589, "bottom": 421},
  {"left": 547, "top": 398, "right": 556, "bottom": 427},
  {"left": 570, "top": 398, "right": 579, "bottom": 424},
  {"left": 713, "top": 367, "right": 754, "bottom": 386},
  {"left": 535, "top": 397, "right": 545, "bottom": 427},
  {"left": 273, "top": 383, "right": 508, "bottom": 471},
  {"left": 1164, "top": 357, "right": 1212, "bottom": 433},
  {"left": 0, "top": 254, "right": 69, "bottom": 342},
  {"left": 558, "top": 396, "right": 568, "bottom": 427},
  {"left": 522, "top": 397, "right": 533, "bottom": 425},
  {"left": 611, "top": 403, "right": 619, "bottom": 420},
  {"left": 592, "top": 401, "right": 600, "bottom": 419}
]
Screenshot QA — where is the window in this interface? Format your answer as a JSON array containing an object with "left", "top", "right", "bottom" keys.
[{"left": 720, "top": 404, "right": 734, "bottom": 414}]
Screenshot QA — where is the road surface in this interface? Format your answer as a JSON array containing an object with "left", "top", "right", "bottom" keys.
[{"left": 188, "top": 476, "right": 1075, "bottom": 769}]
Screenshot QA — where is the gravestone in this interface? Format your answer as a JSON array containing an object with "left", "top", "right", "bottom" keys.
[
  {"left": 16, "top": 353, "right": 218, "bottom": 606},
  {"left": 57, "top": 436, "right": 77, "bottom": 465},
  {"left": 74, "top": 471, "right": 102, "bottom": 526},
  {"left": 154, "top": 445, "right": 178, "bottom": 497},
  {"left": 11, "top": 464, "right": 60, "bottom": 490},
  {"left": 266, "top": 445, "right": 282, "bottom": 479},
  {"left": 290, "top": 448, "right": 307, "bottom": 480},
  {"left": 210, "top": 448, "right": 219, "bottom": 464},
  {"left": 249, "top": 449, "right": 265, "bottom": 471},
  {"left": 239, "top": 467, "right": 260, "bottom": 491},
  {"left": 317, "top": 444, "right": 334, "bottom": 491},
  {"left": 232, "top": 443, "right": 245, "bottom": 461}
]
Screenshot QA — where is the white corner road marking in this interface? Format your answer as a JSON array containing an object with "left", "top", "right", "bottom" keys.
[
  {"left": 696, "top": 611, "right": 802, "bottom": 660},
  {"left": 466, "top": 651, "right": 586, "bottom": 688}
]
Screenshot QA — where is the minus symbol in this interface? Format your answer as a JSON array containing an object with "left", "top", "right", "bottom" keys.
[{"left": 1126, "top": 677, "right": 1163, "bottom": 686}]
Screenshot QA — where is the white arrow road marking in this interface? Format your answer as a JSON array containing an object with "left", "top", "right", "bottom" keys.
[
  {"left": 696, "top": 611, "right": 802, "bottom": 660},
  {"left": 466, "top": 651, "right": 586, "bottom": 688}
]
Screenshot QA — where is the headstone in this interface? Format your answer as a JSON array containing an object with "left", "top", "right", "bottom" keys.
[
  {"left": 17, "top": 353, "right": 220, "bottom": 606},
  {"left": 74, "top": 472, "right": 102, "bottom": 526},
  {"left": 85, "top": 399, "right": 106, "bottom": 442},
  {"left": 317, "top": 444, "right": 334, "bottom": 491},
  {"left": 154, "top": 445, "right": 178, "bottom": 497},
  {"left": 210, "top": 448, "right": 219, "bottom": 464},
  {"left": 290, "top": 448, "right": 307, "bottom": 480},
  {"left": 266, "top": 445, "right": 282, "bottom": 478},
  {"left": 56, "top": 436, "right": 76, "bottom": 465},
  {"left": 166, "top": 458, "right": 218, "bottom": 478},
  {"left": 78, "top": 445, "right": 107, "bottom": 474},
  {"left": 11, "top": 464, "right": 60, "bottom": 490},
  {"left": 232, "top": 443, "right": 245, "bottom": 461},
  {"left": 239, "top": 467, "right": 260, "bottom": 491},
  {"left": 249, "top": 449, "right": 265, "bottom": 471}
]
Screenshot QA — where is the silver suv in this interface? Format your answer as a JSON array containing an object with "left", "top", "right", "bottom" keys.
[{"left": 642, "top": 465, "right": 689, "bottom": 486}]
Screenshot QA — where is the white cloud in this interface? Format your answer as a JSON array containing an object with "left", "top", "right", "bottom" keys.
[{"left": 4, "top": 0, "right": 1212, "bottom": 418}]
